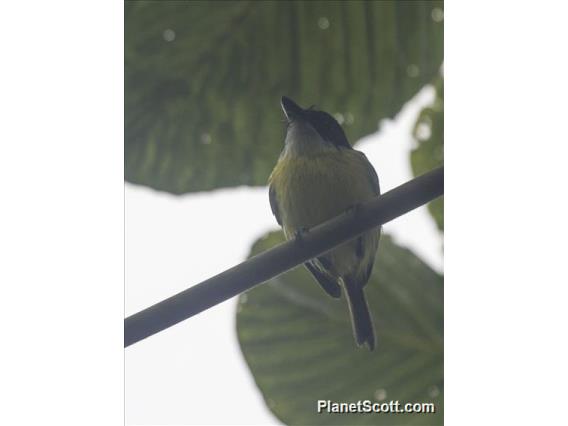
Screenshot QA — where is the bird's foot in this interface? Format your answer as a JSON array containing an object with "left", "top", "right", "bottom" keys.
[
  {"left": 294, "top": 227, "right": 310, "bottom": 245},
  {"left": 346, "top": 203, "right": 363, "bottom": 216}
]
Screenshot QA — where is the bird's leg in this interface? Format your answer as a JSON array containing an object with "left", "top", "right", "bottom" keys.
[
  {"left": 345, "top": 203, "right": 363, "bottom": 216},
  {"left": 293, "top": 227, "right": 310, "bottom": 245}
]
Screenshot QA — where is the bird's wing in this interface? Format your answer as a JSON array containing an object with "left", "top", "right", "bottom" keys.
[
  {"left": 304, "top": 260, "right": 341, "bottom": 298},
  {"left": 355, "top": 151, "right": 382, "bottom": 289},
  {"left": 361, "top": 152, "right": 380, "bottom": 196},
  {"left": 268, "top": 184, "right": 282, "bottom": 225}
]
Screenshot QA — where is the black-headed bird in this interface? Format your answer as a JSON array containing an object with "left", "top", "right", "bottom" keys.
[{"left": 268, "top": 96, "right": 381, "bottom": 350}]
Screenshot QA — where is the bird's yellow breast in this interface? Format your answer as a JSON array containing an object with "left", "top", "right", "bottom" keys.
[
  {"left": 269, "top": 148, "right": 380, "bottom": 280},
  {"left": 269, "top": 149, "right": 376, "bottom": 237},
  {"left": 269, "top": 149, "right": 378, "bottom": 278}
]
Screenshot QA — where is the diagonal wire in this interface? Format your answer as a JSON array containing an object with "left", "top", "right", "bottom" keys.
[{"left": 125, "top": 166, "right": 443, "bottom": 347}]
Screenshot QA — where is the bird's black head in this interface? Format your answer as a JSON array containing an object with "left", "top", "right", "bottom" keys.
[{"left": 280, "top": 96, "right": 352, "bottom": 149}]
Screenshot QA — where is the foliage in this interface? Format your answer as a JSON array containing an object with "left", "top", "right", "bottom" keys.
[
  {"left": 411, "top": 76, "right": 444, "bottom": 230},
  {"left": 237, "top": 232, "right": 443, "bottom": 425},
  {"left": 125, "top": 0, "right": 444, "bottom": 194}
]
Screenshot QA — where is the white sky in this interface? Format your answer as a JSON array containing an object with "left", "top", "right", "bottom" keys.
[{"left": 125, "top": 87, "right": 442, "bottom": 425}]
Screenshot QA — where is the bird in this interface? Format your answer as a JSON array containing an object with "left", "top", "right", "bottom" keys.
[{"left": 268, "top": 96, "right": 381, "bottom": 350}]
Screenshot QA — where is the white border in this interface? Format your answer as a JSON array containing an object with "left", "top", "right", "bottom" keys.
[{"left": 0, "top": 1, "right": 124, "bottom": 424}]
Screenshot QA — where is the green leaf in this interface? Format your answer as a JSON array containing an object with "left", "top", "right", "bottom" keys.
[
  {"left": 237, "top": 231, "right": 443, "bottom": 425},
  {"left": 411, "top": 76, "right": 444, "bottom": 230},
  {"left": 125, "top": 1, "right": 444, "bottom": 194}
]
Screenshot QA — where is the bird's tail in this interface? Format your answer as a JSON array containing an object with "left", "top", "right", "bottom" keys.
[{"left": 344, "top": 278, "right": 375, "bottom": 350}]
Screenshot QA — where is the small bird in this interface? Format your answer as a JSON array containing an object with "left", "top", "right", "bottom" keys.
[{"left": 268, "top": 96, "right": 381, "bottom": 350}]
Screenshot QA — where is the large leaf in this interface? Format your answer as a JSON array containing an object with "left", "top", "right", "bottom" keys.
[
  {"left": 237, "top": 232, "right": 443, "bottom": 425},
  {"left": 125, "top": 0, "right": 444, "bottom": 194},
  {"left": 411, "top": 76, "right": 444, "bottom": 230}
]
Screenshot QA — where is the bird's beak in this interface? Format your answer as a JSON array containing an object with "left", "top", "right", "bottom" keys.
[{"left": 281, "top": 96, "right": 304, "bottom": 121}]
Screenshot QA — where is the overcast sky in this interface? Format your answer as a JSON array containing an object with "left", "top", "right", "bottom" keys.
[{"left": 125, "top": 86, "right": 442, "bottom": 425}]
